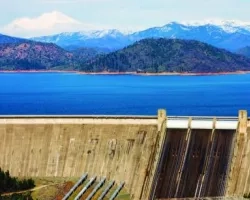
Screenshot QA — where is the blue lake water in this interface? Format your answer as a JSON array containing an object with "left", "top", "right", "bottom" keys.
[{"left": 0, "top": 72, "right": 250, "bottom": 116}]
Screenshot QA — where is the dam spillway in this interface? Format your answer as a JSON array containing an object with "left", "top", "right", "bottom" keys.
[
  {"left": 153, "top": 128, "right": 235, "bottom": 198},
  {"left": 0, "top": 110, "right": 249, "bottom": 200}
]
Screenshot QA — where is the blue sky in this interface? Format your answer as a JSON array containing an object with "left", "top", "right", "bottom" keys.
[{"left": 1, "top": 0, "right": 250, "bottom": 37}]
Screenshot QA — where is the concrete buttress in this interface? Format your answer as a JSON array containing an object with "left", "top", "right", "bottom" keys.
[{"left": 226, "top": 110, "right": 249, "bottom": 196}]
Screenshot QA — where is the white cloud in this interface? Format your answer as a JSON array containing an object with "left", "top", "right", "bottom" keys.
[
  {"left": 40, "top": 0, "right": 110, "bottom": 3},
  {"left": 181, "top": 18, "right": 250, "bottom": 26},
  {"left": 1, "top": 11, "right": 109, "bottom": 37}
]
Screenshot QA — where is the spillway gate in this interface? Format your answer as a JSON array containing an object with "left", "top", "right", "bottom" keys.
[{"left": 151, "top": 115, "right": 238, "bottom": 199}]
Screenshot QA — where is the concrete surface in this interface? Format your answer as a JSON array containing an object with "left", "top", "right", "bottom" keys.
[{"left": 1, "top": 110, "right": 250, "bottom": 200}]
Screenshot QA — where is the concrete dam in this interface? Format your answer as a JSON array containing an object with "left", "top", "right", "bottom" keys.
[{"left": 0, "top": 110, "right": 250, "bottom": 199}]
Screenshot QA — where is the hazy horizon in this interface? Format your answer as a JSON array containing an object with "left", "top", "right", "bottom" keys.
[{"left": 1, "top": 0, "right": 250, "bottom": 37}]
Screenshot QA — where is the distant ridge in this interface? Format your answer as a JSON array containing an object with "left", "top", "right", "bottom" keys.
[
  {"left": 0, "top": 33, "right": 27, "bottom": 44},
  {"left": 31, "top": 30, "right": 129, "bottom": 51},
  {"left": 31, "top": 21, "right": 250, "bottom": 51},
  {"left": 81, "top": 38, "right": 250, "bottom": 73},
  {"left": 237, "top": 46, "right": 250, "bottom": 58}
]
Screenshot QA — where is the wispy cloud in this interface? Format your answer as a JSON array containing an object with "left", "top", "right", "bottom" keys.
[
  {"left": 39, "top": 0, "right": 111, "bottom": 3},
  {"left": 1, "top": 11, "right": 109, "bottom": 37}
]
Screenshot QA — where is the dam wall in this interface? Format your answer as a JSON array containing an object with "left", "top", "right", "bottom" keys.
[
  {"left": 0, "top": 110, "right": 250, "bottom": 200},
  {"left": 0, "top": 116, "right": 160, "bottom": 199},
  {"left": 227, "top": 110, "right": 250, "bottom": 196}
]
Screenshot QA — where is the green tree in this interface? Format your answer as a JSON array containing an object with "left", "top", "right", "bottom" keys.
[{"left": 0, "top": 168, "right": 35, "bottom": 195}]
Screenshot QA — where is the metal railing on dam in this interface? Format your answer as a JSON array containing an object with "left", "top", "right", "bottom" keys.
[
  {"left": 166, "top": 116, "right": 238, "bottom": 130},
  {"left": 0, "top": 115, "right": 240, "bottom": 130}
]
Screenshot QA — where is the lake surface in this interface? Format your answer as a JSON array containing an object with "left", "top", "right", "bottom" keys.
[{"left": 0, "top": 72, "right": 250, "bottom": 116}]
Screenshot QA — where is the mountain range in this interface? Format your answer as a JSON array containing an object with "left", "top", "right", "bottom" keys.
[
  {"left": 1, "top": 38, "right": 250, "bottom": 73},
  {"left": 1, "top": 20, "right": 250, "bottom": 73},
  {"left": 81, "top": 38, "right": 250, "bottom": 73},
  {"left": 31, "top": 21, "right": 250, "bottom": 52}
]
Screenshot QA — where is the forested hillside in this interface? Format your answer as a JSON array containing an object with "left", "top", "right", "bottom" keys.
[
  {"left": 0, "top": 42, "right": 76, "bottom": 70},
  {"left": 1, "top": 38, "right": 250, "bottom": 73},
  {"left": 81, "top": 38, "right": 250, "bottom": 73}
]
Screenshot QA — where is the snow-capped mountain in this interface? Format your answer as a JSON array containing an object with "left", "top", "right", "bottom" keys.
[
  {"left": 181, "top": 19, "right": 250, "bottom": 32},
  {"left": 2, "top": 11, "right": 94, "bottom": 38},
  {"left": 130, "top": 21, "right": 250, "bottom": 51},
  {"left": 31, "top": 21, "right": 250, "bottom": 51},
  {"left": 31, "top": 29, "right": 130, "bottom": 51}
]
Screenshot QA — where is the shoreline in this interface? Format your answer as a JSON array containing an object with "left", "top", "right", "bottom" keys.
[{"left": 0, "top": 70, "right": 250, "bottom": 76}]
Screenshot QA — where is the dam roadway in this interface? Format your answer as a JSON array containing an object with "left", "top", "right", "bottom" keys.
[{"left": 0, "top": 110, "right": 249, "bottom": 200}]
